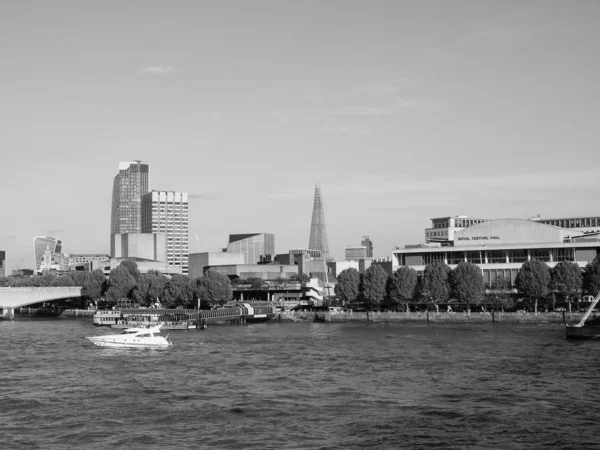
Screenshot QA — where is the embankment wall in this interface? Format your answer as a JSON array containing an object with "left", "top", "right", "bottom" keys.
[{"left": 278, "top": 311, "right": 588, "bottom": 324}]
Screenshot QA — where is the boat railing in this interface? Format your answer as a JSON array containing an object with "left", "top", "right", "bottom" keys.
[{"left": 574, "top": 292, "right": 600, "bottom": 327}]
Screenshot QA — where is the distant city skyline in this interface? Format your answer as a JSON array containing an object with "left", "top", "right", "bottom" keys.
[{"left": 2, "top": 1, "right": 600, "bottom": 271}]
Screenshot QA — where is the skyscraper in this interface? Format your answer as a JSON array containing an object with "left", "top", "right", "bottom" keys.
[
  {"left": 142, "top": 190, "right": 189, "bottom": 274},
  {"left": 308, "top": 184, "right": 329, "bottom": 259},
  {"left": 361, "top": 236, "right": 373, "bottom": 258},
  {"left": 110, "top": 161, "right": 149, "bottom": 235}
]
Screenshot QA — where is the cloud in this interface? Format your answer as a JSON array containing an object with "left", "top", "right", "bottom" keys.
[
  {"left": 42, "top": 229, "right": 65, "bottom": 235},
  {"left": 328, "top": 106, "right": 394, "bottom": 116},
  {"left": 188, "top": 193, "right": 219, "bottom": 200},
  {"left": 139, "top": 65, "right": 177, "bottom": 75},
  {"left": 269, "top": 169, "right": 600, "bottom": 200},
  {"left": 319, "top": 125, "right": 372, "bottom": 135}
]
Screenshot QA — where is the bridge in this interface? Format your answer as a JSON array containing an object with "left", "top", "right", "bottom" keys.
[{"left": 0, "top": 287, "right": 83, "bottom": 320}]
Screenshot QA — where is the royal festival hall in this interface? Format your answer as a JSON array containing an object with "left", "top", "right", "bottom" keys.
[{"left": 393, "top": 216, "right": 600, "bottom": 288}]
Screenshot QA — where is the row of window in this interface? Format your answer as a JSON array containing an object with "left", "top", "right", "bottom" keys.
[
  {"left": 401, "top": 248, "right": 589, "bottom": 266},
  {"left": 541, "top": 217, "right": 600, "bottom": 228}
]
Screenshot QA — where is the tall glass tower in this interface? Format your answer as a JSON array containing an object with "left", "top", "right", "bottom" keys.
[
  {"left": 110, "top": 161, "right": 149, "bottom": 235},
  {"left": 308, "top": 184, "right": 330, "bottom": 259}
]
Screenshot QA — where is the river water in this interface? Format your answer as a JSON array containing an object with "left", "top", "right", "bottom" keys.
[{"left": 1, "top": 318, "right": 599, "bottom": 449}]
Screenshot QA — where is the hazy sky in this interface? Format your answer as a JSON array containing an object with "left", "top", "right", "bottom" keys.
[{"left": 2, "top": 0, "right": 600, "bottom": 271}]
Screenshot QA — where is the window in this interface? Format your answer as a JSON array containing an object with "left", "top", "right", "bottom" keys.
[
  {"left": 487, "top": 251, "right": 506, "bottom": 264},
  {"left": 530, "top": 249, "right": 550, "bottom": 262}
]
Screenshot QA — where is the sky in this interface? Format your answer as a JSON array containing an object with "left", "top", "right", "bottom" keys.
[{"left": 1, "top": 0, "right": 600, "bottom": 271}]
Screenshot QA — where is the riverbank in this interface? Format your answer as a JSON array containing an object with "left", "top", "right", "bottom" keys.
[{"left": 277, "top": 311, "right": 589, "bottom": 324}]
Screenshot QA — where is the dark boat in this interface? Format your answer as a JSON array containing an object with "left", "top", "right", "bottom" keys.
[{"left": 566, "top": 292, "right": 600, "bottom": 340}]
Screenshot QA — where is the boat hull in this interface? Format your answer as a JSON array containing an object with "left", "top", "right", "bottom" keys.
[
  {"left": 86, "top": 337, "right": 172, "bottom": 348},
  {"left": 565, "top": 325, "right": 600, "bottom": 340}
]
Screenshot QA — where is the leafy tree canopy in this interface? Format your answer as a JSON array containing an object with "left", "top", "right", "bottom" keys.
[
  {"left": 583, "top": 255, "right": 600, "bottom": 296},
  {"left": 387, "top": 266, "right": 418, "bottom": 309},
  {"left": 551, "top": 261, "right": 582, "bottom": 300},
  {"left": 197, "top": 270, "right": 233, "bottom": 307},
  {"left": 515, "top": 259, "right": 551, "bottom": 300},
  {"left": 450, "top": 261, "right": 485, "bottom": 307},
  {"left": 334, "top": 268, "right": 360, "bottom": 307},
  {"left": 362, "top": 265, "right": 388, "bottom": 310},
  {"left": 420, "top": 263, "right": 451, "bottom": 304},
  {"left": 105, "top": 265, "right": 136, "bottom": 301}
]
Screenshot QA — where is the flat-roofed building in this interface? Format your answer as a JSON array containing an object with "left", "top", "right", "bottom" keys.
[
  {"left": 111, "top": 233, "right": 166, "bottom": 261},
  {"left": 345, "top": 246, "right": 367, "bottom": 261},
  {"left": 142, "top": 190, "right": 189, "bottom": 274},
  {"left": 394, "top": 217, "right": 600, "bottom": 289},
  {"left": 226, "top": 233, "right": 275, "bottom": 264}
]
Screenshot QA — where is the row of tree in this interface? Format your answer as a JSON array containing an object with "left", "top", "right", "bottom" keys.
[
  {"left": 334, "top": 256, "right": 600, "bottom": 312},
  {"left": 0, "top": 260, "right": 235, "bottom": 309}
]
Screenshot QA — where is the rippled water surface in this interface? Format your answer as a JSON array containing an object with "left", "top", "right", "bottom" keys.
[{"left": 1, "top": 318, "right": 599, "bottom": 449}]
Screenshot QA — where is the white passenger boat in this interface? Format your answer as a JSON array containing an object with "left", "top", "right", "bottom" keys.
[{"left": 86, "top": 324, "right": 173, "bottom": 348}]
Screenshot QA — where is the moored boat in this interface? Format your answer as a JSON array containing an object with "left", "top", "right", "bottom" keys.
[
  {"left": 86, "top": 324, "right": 173, "bottom": 348},
  {"left": 566, "top": 292, "right": 600, "bottom": 340}
]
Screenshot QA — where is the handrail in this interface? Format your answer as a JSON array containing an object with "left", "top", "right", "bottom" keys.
[{"left": 575, "top": 291, "right": 600, "bottom": 327}]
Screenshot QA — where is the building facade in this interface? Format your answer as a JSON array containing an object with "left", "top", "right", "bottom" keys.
[
  {"left": 226, "top": 233, "right": 275, "bottom": 265},
  {"left": 110, "top": 161, "right": 149, "bottom": 236},
  {"left": 142, "top": 190, "right": 189, "bottom": 274},
  {"left": 395, "top": 218, "right": 600, "bottom": 288},
  {"left": 111, "top": 233, "right": 166, "bottom": 262},
  {"left": 345, "top": 246, "right": 367, "bottom": 261},
  {"left": 361, "top": 236, "right": 373, "bottom": 258}
]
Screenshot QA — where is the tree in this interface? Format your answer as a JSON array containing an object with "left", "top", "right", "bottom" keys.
[
  {"left": 163, "top": 274, "right": 195, "bottom": 308},
  {"left": 420, "top": 263, "right": 451, "bottom": 312},
  {"left": 334, "top": 268, "right": 360, "bottom": 308},
  {"left": 387, "top": 266, "right": 418, "bottom": 311},
  {"left": 450, "top": 261, "right": 485, "bottom": 311},
  {"left": 551, "top": 261, "right": 582, "bottom": 311},
  {"left": 119, "top": 260, "right": 141, "bottom": 282},
  {"left": 247, "top": 277, "right": 264, "bottom": 290},
  {"left": 515, "top": 259, "right": 551, "bottom": 314},
  {"left": 133, "top": 270, "right": 168, "bottom": 306},
  {"left": 197, "top": 271, "right": 232, "bottom": 307},
  {"left": 583, "top": 255, "right": 600, "bottom": 297},
  {"left": 86, "top": 269, "right": 107, "bottom": 302},
  {"left": 105, "top": 265, "right": 136, "bottom": 302},
  {"left": 362, "top": 265, "right": 388, "bottom": 311}
]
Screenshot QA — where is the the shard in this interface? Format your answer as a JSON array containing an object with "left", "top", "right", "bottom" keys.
[{"left": 308, "top": 184, "right": 329, "bottom": 259}]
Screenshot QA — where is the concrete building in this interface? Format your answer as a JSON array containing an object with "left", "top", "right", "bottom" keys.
[
  {"left": 0, "top": 250, "right": 5, "bottom": 277},
  {"left": 327, "top": 260, "right": 359, "bottom": 277},
  {"left": 394, "top": 217, "right": 600, "bottom": 288},
  {"left": 226, "top": 233, "right": 275, "bottom": 264},
  {"left": 188, "top": 252, "right": 245, "bottom": 279},
  {"left": 142, "top": 190, "right": 189, "bottom": 274},
  {"left": 111, "top": 233, "right": 166, "bottom": 261},
  {"left": 424, "top": 214, "right": 600, "bottom": 244},
  {"left": 91, "top": 257, "right": 182, "bottom": 276},
  {"left": 205, "top": 263, "right": 298, "bottom": 280},
  {"left": 110, "top": 161, "right": 149, "bottom": 236},
  {"left": 345, "top": 246, "right": 367, "bottom": 261}
]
